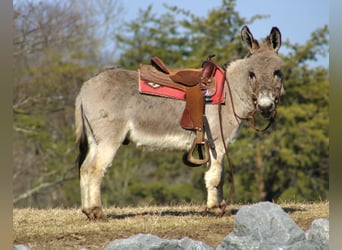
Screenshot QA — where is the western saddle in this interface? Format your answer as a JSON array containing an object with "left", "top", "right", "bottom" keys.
[{"left": 139, "top": 55, "right": 223, "bottom": 165}]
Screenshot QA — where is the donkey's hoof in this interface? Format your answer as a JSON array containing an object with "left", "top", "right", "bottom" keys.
[
  {"left": 82, "top": 207, "right": 108, "bottom": 221},
  {"left": 206, "top": 200, "right": 220, "bottom": 210}
]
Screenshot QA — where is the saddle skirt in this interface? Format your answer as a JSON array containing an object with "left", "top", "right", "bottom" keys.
[{"left": 138, "top": 65, "right": 226, "bottom": 104}]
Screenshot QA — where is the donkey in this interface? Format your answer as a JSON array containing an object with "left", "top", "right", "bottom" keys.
[{"left": 75, "top": 26, "right": 283, "bottom": 220}]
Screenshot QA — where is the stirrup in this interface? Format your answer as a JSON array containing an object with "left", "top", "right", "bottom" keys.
[{"left": 187, "top": 138, "right": 210, "bottom": 166}]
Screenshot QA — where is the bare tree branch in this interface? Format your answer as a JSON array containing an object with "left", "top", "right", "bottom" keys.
[{"left": 13, "top": 174, "right": 76, "bottom": 204}]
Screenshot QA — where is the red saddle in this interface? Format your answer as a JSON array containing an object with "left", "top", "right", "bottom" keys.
[{"left": 139, "top": 63, "right": 225, "bottom": 104}]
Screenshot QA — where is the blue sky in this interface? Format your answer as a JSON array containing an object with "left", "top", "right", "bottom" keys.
[{"left": 120, "top": 0, "right": 329, "bottom": 67}]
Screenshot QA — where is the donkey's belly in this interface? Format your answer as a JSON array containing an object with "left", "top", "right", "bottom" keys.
[
  {"left": 128, "top": 123, "right": 194, "bottom": 151},
  {"left": 119, "top": 91, "right": 194, "bottom": 151}
]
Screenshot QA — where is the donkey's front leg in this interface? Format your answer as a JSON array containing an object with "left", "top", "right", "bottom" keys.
[{"left": 204, "top": 153, "right": 225, "bottom": 209}]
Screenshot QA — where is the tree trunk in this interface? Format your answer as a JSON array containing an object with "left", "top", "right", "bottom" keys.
[{"left": 255, "top": 141, "right": 266, "bottom": 201}]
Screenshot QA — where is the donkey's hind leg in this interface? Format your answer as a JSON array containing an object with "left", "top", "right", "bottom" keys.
[{"left": 80, "top": 141, "right": 119, "bottom": 220}]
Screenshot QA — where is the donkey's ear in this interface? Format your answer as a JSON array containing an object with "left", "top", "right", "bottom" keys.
[
  {"left": 241, "top": 25, "right": 259, "bottom": 53},
  {"left": 268, "top": 27, "right": 282, "bottom": 53}
]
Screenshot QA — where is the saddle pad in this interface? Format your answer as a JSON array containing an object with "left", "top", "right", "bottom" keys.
[{"left": 139, "top": 67, "right": 226, "bottom": 104}]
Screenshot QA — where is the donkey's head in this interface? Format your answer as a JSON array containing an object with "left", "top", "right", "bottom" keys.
[{"left": 241, "top": 26, "right": 283, "bottom": 119}]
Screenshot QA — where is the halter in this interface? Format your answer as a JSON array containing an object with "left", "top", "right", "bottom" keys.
[{"left": 227, "top": 78, "right": 280, "bottom": 133}]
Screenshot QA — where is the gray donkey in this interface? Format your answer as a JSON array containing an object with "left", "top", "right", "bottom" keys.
[{"left": 75, "top": 26, "right": 283, "bottom": 220}]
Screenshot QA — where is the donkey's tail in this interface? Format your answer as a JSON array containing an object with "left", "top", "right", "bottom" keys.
[{"left": 75, "top": 95, "right": 89, "bottom": 172}]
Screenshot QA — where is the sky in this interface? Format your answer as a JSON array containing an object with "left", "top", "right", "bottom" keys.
[{"left": 120, "top": 0, "right": 329, "bottom": 67}]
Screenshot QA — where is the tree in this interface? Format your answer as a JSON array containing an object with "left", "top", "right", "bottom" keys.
[{"left": 116, "top": 0, "right": 266, "bottom": 69}]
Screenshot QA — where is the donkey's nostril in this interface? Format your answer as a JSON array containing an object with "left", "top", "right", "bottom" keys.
[{"left": 258, "top": 103, "right": 274, "bottom": 118}]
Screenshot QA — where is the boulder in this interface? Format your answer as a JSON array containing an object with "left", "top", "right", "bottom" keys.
[
  {"left": 217, "top": 201, "right": 306, "bottom": 249},
  {"left": 305, "top": 218, "right": 329, "bottom": 250},
  {"left": 104, "top": 233, "right": 213, "bottom": 250}
]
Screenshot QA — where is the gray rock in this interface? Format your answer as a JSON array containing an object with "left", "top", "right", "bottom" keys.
[
  {"left": 216, "top": 234, "right": 259, "bottom": 250},
  {"left": 281, "top": 240, "right": 321, "bottom": 250},
  {"left": 305, "top": 218, "right": 329, "bottom": 250},
  {"left": 216, "top": 202, "right": 305, "bottom": 250},
  {"left": 104, "top": 233, "right": 213, "bottom": 250}
]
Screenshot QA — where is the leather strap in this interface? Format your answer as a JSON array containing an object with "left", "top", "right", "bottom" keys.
[{"left": 203, "top": 115, "right": 217, "bottom": 159}]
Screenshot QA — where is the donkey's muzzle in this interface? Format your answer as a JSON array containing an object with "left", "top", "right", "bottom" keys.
[
  {"left": 256, "top": 92, "right": 275, "bottom": 119},
  {"left": 258, "top": 103, "right": 275, "bottom": 118}
]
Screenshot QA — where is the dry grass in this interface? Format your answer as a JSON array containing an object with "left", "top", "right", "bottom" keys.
[{"left": 13, "top": 201, "right": 329, "bottom": 250}]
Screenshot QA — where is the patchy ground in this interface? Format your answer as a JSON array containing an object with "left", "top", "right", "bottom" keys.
[{"left": 13, "top": 201, "right": 329, "bottom": 249}]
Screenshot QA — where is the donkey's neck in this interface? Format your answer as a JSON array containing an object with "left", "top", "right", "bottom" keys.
[{"left": 225, "top": 59, "right": 255, "bottom": 118}]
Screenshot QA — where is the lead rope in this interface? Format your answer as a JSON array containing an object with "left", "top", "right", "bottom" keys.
[
  {"left": 217, "top": 93, "right": 234, "bottom": 217},
  {"left": 216, "top": 69, "right": 235, "bottom": 217},
  {"left": 216, "top": 69, "right": 277, "bottom": 217}
]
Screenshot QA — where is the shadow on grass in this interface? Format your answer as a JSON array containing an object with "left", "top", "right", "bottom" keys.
[
  {"left": 106, "top": 204, "right": 305, "bottom": 220},
  {"left": 106, "top": 208, "right": 239, "bottom": 220},
  {"left": 282, "top": 206, "right": 306, "bottom": 214}
]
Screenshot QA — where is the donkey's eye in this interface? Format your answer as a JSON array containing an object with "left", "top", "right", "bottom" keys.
[
  {"left": 274, "top": 70, "right": 283, "bottom": 79},
  {"left": 248, "top": 71, "right": 256, "bottom": 80}
]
